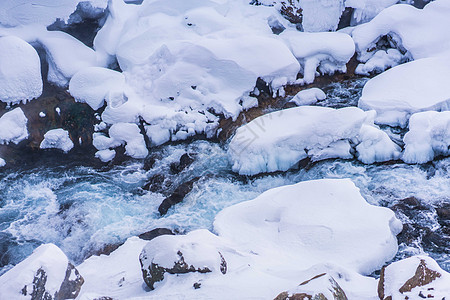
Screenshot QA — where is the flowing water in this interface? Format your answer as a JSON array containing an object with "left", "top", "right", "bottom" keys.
[{"left": 0, "top": 78, "right": 449, "bottom": 276}]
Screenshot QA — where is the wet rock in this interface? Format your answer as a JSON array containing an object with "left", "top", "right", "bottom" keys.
[
  {"left": 378, "top": 256, "right": 450, "bottom": 300},
  {"left": 142, "top": 174, "right": 168, "bottom": 193},
  {"left": 143, "top": 155, "right": 157, "bottom": 171},
  {"left": 274, "top": 273, "right": 347, "bottom": 300},
  {"left": 0, "top": 244, "right": 84, "bottom": 300},
  {"left": 170, "top": 153, "right": 195, "bottom": 174},
  {"left": 139, "top": 230, "right": 227, "bottom": 290},
  {"left": 158, "top": 177, "right": 200, "bottom": 216},
  {"left": 138, "top": 228, "right": 175, "bottom": 241}
]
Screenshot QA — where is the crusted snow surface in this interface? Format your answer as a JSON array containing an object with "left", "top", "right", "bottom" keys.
[
  {"left": 76, "top": 179, "right": 401, "bottom": 299},
  {"left": 40, "top": 128, "right": 74, "bottom": 153},
  {"left": 0, "top": 244, "right": 69, "bottom": 300},
  {"left": 228, "top": 106, "right": 401, "bottom": 176},
  {"left": 358, "top": 56, "right": 450, "bottom": 127},
  {"left": 403, "top": 111, "right": 450, "bottom": 164},
  {"left": 0, "top": 36, "right": 42, "bottom": 104},
  {"left": 0, "top": 108, "right": 29, "bottom": 145}
]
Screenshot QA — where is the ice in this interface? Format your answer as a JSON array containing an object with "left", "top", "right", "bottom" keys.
[
  {"left": 40, "top": 128, "right": 74, "bottom": 153},
  {"left": 290, "top": 87, "right": 326, "bottom": 106},
  {"left": 0, "top": 158, "right": 5, "bottom": 167},
  {"left": 403, "top": 111, "right": 450, "bottom": 163},
  {"left": 0, "top": 108, "right": 29, "bottom": 145},
  {"left": 346, "top": 0, "right": 398, "bottom": 25},
  {"left": 358, "top": 56, "right": 450, "bottom": 127},
  {"left": 355, "top": 48, "right": 404, "bottom": 75},
  {"left": 0, "top": 36, "right": 42, "bottom": 105},
  {"left": 228, "top": 106, "right": 401, "bottom": 175}
]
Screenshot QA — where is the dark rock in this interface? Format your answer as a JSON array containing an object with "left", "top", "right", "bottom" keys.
[
  {"left": 170, "top": 153, "right": 195, "bottom": 174},
  {"left": 55, "top": 263, "right": 84, "bottom": 300},
  {"left": 142, "top": 174, "right": 168, "bottom": 193},
  {"left": 138, "top": 228, "right": 175, "bottom": 241},
  {"left": 143, "top": 155, "right": 156, "bottom": 171},
  {"left": 279, "top": 0, "right": 303, "bottom": 25},
  {"left": 193, "top": 282, "right": 201, "bottom": 289},
  {"left": 158, "top": 177, "right": 200, "bottom": 216},
  {"left": 399, "top": 260, "right": 441, "bottom": 293}
]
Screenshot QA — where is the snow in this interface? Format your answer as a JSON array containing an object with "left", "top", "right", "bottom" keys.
[
  {"left": 0, "top": 36, "right": 42, "bottom": 105},
  {"left": 290, "top": 88, "right": 326, "bottom": 106},
  {"left": 0, "top": 108, "right": 29, "bottom": 144},
  {"left": 355, "top": 49, "right": 404, "bottom": 75},
  {"left": 39, "top": 112, "right": 46, "bottom": 118},
  {"left": 0, "top": 244, "right": 69, "bottom": 299},
  {"left": 40, "top": 128, "right": 74, "bottom": 153},
  {"left": 95, "top": 149, "right": 116, "bottom": 162},
  {"left": 403, "top": 111, "right": 450, "bottom": 164},
  {"left": 228, "top": 106, "right": 401, "bottom": 175},
  {"left": 298, "top": 0, "right": 345, "bottom": 32},
  {"left": 75, "top": 179, "right": 400, "bottom": 299},
  {"left": 352, "top": 0, "right": 450, "bottom": 62},
  {"left": 380, "top": 255, "right": 450, "bottom": 299},
  {"left": 0, "top": 158, "right": 5, "bottom": 167},
  {"left": 358, "top": 56, "right": 450, "bottom": 127},
  {"left": 346, "top": 0, "right": 398, "bottom": 25}
]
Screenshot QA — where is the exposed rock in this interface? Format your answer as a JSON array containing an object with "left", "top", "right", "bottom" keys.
[
  {"left": 378, "top": 256, "right": 450, "bottom": 300},
  {"left": 158, "top": 177, "right": 200, "bottom": 216},
  {"left": 274, "top": 273, "right": 348, "bottom": 300},
  {"left": 138, "top": 228, "right": 175, "bottom": 241},
  {"left": 0, "top": 244, "right": 84, "bottom": 300},
  {"left": 139, "top": 230, "right": 227, "bottom": 290},
  {"left": 170, "top": 153, "right": 195, "bottom": 174},
  {"left": 142, "top": 174, "right": 167, "bottom": 193}
]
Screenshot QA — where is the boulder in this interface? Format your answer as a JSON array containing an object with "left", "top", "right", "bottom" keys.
[
  {"left": 0, "top": 244, "right": 84, "bottom": 300},
  {"left": 139, "top": 230, "right": 227, "bottom": 290},
  {"left": 274, "top": 273, "right": 348, "bottom": 300},
  {"left": 378, "top": 255, "right": 450, "bottom": 299},
  {"left": 158, "top": 177, "right": 200, "bottom": 216}
]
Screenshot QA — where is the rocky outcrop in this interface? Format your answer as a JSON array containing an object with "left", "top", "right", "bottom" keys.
[
  {"left": 274, "top": 273, "right": 348, "bottom": 300},
  {"left": 0, "top": 244, "right": 84, "bottom": 300},
  {"left": 139, "top": 230, "right": 227, "bottom": 290},
  {"left": 158, "top": 177, "right": 200, "bottom": 216},
  {"left": 378, "top": 256, "right": 450, "bottom": 299}
]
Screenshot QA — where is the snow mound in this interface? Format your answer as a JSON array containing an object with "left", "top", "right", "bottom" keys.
[
  {"left": 290, "top": 88, "right": 326, "bottom": 106},
  {"left": 40, "top": 128, "right": 74, "bottom": 153},
  {"left": 352, "top": 0, "right": 450, "bottom": 62},
  {"left": 358, "top": 56, "right": 450, "bottom": 127},
  {"left": 281, "top": 31, "right": 355, "bottom": 84},
  {"left": 228, "top": 106, "right": 401, "bottom": 175},
  {"left": 95, "top": 149, "right": 116, "bottom": 162},
  {"left": 0, "top": 36, "right": 42, "bottom": 104},
  {"left": 0, "top": 108, "right": 29, "bottom": 144},
  {"left": 402, "top": 111, "right": 450, "bottom": 164},
  {"left": 379, "top": 256, "right": 450, "bottom": 300}
]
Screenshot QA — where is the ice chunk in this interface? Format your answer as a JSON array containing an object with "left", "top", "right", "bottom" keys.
[
  {"left": 290, "top": 88, "right": 326, "bottom": 106},
  {"left": 358, "top": 56, "right": 450, "bottom": 127},
  {"left": 40, "top": 128, "right": 74, "bottom": 153},
  {"left": 0, "top": 108, "right": 28, "bottom": 144},
  {"left": 0, "top": 36, "right": 42, "bottom": 104},
  {"left": 0, "top": 158, "right": 5, "bottom": 167},
  {"left": 228, "top": 106, "right": 400, "bottom": 175},
  {"left": 403, "top": 111, "right": 450, "bottom": 163}
]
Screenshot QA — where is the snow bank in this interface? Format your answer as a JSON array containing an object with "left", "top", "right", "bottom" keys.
[
  {"left": 76, "top": 179, "right": 399, "bottom": 299},
  {"left": 281, "top": 31, "right": 355, "bottom": 84},
  {"left": 0, "top": 36, "right": 42, "bottom": 104},
  {"left": 0, "top": 244, "right": 69, "bottom": 299},
  {"left": 358, "top": 56, "right": 450, "bottom": 127},
  {"left": 402, "top": 111, "right": 450, "bottom": 164},
  {"left": 352, "top": 0, "right": 450, "bottom": 62},
  {"left": 0, "top": 108, "right": 29, "bottom": 144},
  {"left": 228, "top": 106, "right": 400, "bottom": 175},
  {"left": 379, "top": 256, "right": 450, "bottom": 299},
  {"left": 40, "top": 128, "right": 74, "bottom": 153},
  {"left": 290, "top": 88, "right": 326, "bottom": 106}
]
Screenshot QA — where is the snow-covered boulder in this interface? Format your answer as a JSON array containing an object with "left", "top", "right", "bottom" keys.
[
  {"left": 352, "top": 0, "right": 450, "bottom": 63},
  {"left": 228, "top": 106, "right": 400, "bottom": 175},
  {"left": 0, "top": 36, "right": 42, "bottom": 105},
  {"left": 0, "top": 108, "right": 29, "bottom": 144},
  {"left": 402, "top": 111, "right": 450, "bottom": 164},
  {"left": 0, "top": 244, "right": 84, "bottom": 300},
  {"left": 378, "top": 256, "right": 450, "bottom": 300},
  {"left": 40, "top": 128, "right": 74, "bottom": 153},
  {"left": 140, "top": 230, "right": 227, "bottom": 290},
  {"left": 358, "top": 56, "right": 450, "bottom": 127},
  {"left": 290, "top": 88, "right": 326, "bottom": 106}
]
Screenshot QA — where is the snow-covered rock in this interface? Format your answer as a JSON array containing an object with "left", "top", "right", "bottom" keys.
[
  {"left": 378, "top": 256, "right": 450, "bottom": 300},
  {"left": 355, "top": 48, "right": 404, "bottom": 75},
  {"left": 95, "top": 149, "right": 116, "bottom": 162},
  {"left": 346, "top": 0, "right": 398, "bottom": 25},
  {"left": 402, "top": 111, "right": 450, "bottom": 164},
  {"left": 358, "top": 56, "right": 450, "bottom": 127},
  {"left": 352, "top": 0, "right": 450, "bottom": 62},
  {"left": 228, "top": 106, "right": 401, "bottom": 175},
  {"left": 40, "top": 128, "right": 74, "bottom": 153},
  {"left": 0, "top": 243, "right": 84, "bottom": 300},
  {"left": 0, "top": 36, "right": 42, "bottom": 104},
  {"left": 290, "top": 88, "right": 326, "bottom": 106},
  {"left": 0, "top": 108, "right": 29, "bottom": 144}
]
